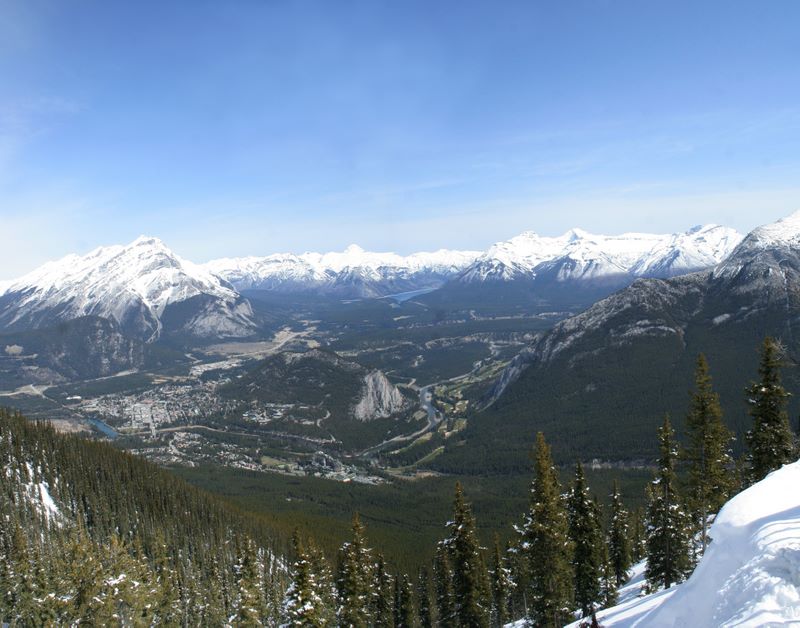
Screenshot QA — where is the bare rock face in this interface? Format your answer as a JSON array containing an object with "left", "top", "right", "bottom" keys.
[
  {"left": 353, "top": 370, "right": 409, "bottom": 421},
  {"left": 0, "top": 316, "right": 145, "bottom": 386}
]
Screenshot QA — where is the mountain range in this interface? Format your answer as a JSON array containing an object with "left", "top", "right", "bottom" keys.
[
  {"left": 0, "top": 223, "right": 743, "bottom": 348},
  {"left": 207, "top": 224, "right": 742, "bottom": 299},
  {"left": 205, "top": 245, "right": 481, "bottom": 298},
  {"left": 440, "top": 211, "right": 800, "bottom": 472}
]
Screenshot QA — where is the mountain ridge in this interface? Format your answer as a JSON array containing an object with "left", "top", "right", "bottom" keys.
[
  {"left": 441, "top": 211, "right": 800, "bottom": 471},
  {"left": 204, "top": 224, "right": 742, "bottom": 298},
  {"left": 0, "top": 236, "right": 258, "bottom": 342}
]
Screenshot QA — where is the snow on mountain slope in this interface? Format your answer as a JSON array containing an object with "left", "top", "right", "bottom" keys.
[
  {"left": 633, "top": 224, "right": 743, "bottom": 278},
  {"left": 459, "top": 225, "right": 741, "bottom": 284},
  {"left": 206, "top": 225, "right": 741, "bottom": 297},
  {"left": 713, "top": 210, "right": 800, "bottom": 286},
  {"left": 743, "top": 209, "right": 800, "bottom": 248},
  {"left": 205, "top": 245, "right": 481, "bottom": 297},
  {"left": 0, "top": 236, "right": 257, "bottom": 341},
  {"left": 566, "top": 459, "right": 800, "bottom": 627}
]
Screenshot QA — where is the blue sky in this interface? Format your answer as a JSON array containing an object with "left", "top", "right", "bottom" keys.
[{"left": 1, "top": 0, "right": 800, "bottom": 278}]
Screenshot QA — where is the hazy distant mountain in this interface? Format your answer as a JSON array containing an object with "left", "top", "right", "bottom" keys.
[
  {"left": 205, "top": 245, "right": 481, "bottom": 298},
  {"left": 435, "top": 212, "right": 800, "bottom": 471},
  {"left": 204, "top": 225, "right": 741, "bottom": 303},
  {"left": 0, "top": 236, "right": 258, "bottom": 342}
]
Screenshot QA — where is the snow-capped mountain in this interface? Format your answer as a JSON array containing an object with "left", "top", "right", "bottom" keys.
[
  {"left": 458, "top": 224, "right": 742, "bottom": 284},
  {"left": 0, "top": 236, "right": 257, "bottom": 342},
  {"left": 567, "top": 459, "right": 800, "bottom": 626},
  {"left": 205, "top": 245, "right": 481, "bottom": 298},
  {"left": 205, "top": 225, "right": 741, "bottom": 299},
  {"left": 470, "top": 211, "right": 800, "bottom": 467}
]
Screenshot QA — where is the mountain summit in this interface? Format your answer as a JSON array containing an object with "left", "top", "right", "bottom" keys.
[{"left": 0, "top": 236, "right": 257, "bottom": 342}]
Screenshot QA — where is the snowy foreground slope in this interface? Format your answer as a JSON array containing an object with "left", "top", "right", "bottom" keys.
[{"left": 561, "top": 461, "right": 800, "bottom": 627}]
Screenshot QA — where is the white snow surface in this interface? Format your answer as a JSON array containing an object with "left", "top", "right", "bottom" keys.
[
  {"left": 460, "top": 224, "right": 742, "bottom": 283},
  {"left": 564, "top": 460, "right": 800, "bottom": 627},
  {"left": 0, "top": 236, "right": 256, "bottom": 340}
]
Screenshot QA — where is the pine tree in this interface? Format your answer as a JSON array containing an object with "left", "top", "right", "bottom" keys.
[
  {"left": 416, "top": 567, "right": 433, "bottom": 628},
  {"left": 434, "top": 544, "right": 455, "bottom": 628},
  {"left": 373, "top": 553, "right": 395, "bottom": 627},
  {"left": 645, "top": 416, "right": 693, "bottom": 591},
  {"left": 236, "top": 537, "right": 269, "bottom": 625},
  {"left": 745, "top": 337, "right": 796, "bottom": 484},
  {"left": 567, "top": 463, "right": 604, "bottom": 617},
  {"left": 336, "top": 514, "right": 374, "bottom": 627},
  {"left": 684, "top": 353, "right": 735, "bottom": 553},
  {"left": 394, "top": 573, "right": 417, "bottom": 627},
  {"left": 515, "top": 432, "right": 573, "bottom": 627},
  {"left": 489, "top": 534, "right": 513, "bottom": 628},
  {"left": 440, "top": 483, "right": 490, "bottom": 627},
  {"left": 630, "top": 507, "right": 647, "bottom": 563},
  {"left": 598, "top": 539, "right": 618, "bottom": 609},
  {"left": 307, "top": 537, "right": 337, "bottom": 624},
  {"left": 283, "top": 532, "right": 330, "bottom": 627},
  {"left": 608, "top": 482, "right": 631, "bottom": 587}
]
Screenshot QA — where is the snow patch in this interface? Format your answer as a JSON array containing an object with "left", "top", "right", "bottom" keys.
[{"left": 571, "top": 460, "right": 800, "bottom": 627}]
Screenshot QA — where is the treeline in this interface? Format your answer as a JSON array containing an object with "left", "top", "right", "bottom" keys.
[{"left": 279, "top": 337, "right": 799, "bottom": 627}]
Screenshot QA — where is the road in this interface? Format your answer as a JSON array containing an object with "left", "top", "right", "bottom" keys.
[{"left": 357, "top": 384, "right": 443, "bottom": 457}]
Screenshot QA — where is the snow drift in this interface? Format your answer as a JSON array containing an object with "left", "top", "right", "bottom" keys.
[{"left": 572, "top": 459, "right": 800, "bottom": 627}]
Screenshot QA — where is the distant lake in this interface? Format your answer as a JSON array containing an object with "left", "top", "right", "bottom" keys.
[
  {"left": 382, "top": 287, "right": 437, "bottom": 303},
  {"left": 88, "top": 418, "right": 118, "bottom": 439}
]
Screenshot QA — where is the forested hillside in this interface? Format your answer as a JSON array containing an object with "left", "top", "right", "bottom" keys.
[{"left": 0, "top": 408, "right": 287, "bottom": 625}]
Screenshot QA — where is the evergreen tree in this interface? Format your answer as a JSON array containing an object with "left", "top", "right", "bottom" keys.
[
  {"left": 645, "top": 416, "right": 693, "bottom": 590},
  {"left": 434, "top": 544, "right": 455, "bottom": 628},
  {"left": 283, "top": 532, "right": 331, "bottom": 627},
  {"left": 373, "top": 553, "right": 395, "bottom": 627},
  {"left": 629, "top": 507, "right": 647, "bottom": 563},
  {"left": 236, "top": 537, "right": 269, "bottom": 625},
  {"left": 745, "top": 337, "right": 796, "bottom": 483},
  {"left": 336, "top": 514, "right": 374, "bottom": 627},
  {"left": 515, "top": 432, "right": 573, "bottom": 627},
  {"left": 598, "top": 540, "right": 618, "bottom": 609},
  {"left": 440, "top": 483, "right": 490, "bottom": 627},
  {"left": 684, "top": 353, "right": 735, "bottom": 553},
  {"left": 394, "top": 573, "right": 417, "bottom": 627},
  {"left": 416, "top": 567, "right": 433, "bottom": 628},
  {"left": 489, "top": 534, "right": 513, "bottom": 628},
  {"left": 608, "top": 482, "right": 631, "bottom": 587},
  {"left": 567, "top": 463, "right": 604, "bottom": 617}
]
